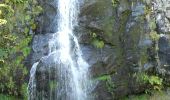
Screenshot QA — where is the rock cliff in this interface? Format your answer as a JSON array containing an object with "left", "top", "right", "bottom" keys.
[{"left": 30, "top": 0, "right": 170, "bottom": 99}]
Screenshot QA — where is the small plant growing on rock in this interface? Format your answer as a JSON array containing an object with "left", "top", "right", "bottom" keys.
[
  {"left": 149, "top": 31, "right": 160, "bottom": 41},
  {"left": 112, "top": 0, "right": 119, "bottom": 8},
  {"left": 90, "top": 32, "right": 105, "bottom": 48},
  {"left": 136, "top": 73, "right": 163, "bottom": 92}
]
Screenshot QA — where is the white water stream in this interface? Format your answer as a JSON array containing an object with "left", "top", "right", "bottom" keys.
[{"left": 28, "top": 0, "right": 92, "bottom": 100}]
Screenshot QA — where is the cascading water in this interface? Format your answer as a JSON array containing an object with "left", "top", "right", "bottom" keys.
[{"left": 28, "top": 0, "right": 92, "bottom": 100}]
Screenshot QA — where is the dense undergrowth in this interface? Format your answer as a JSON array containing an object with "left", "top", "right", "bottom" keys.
[{"left": 0, "top": 0, "right": 42, "bottom": 99}]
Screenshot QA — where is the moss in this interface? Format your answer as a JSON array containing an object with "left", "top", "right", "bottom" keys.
[
  {"left": 83, "top": 0, "right": 112, "bottom": 17},
  {"left": 115, "top": 10, "right": 132, "bottom": 62},
  {"left": 102, "top": 17, "right": 115, "bottom": 36},
  {"left": 139, "top": 49, "right": 148, "bottom": 67},
  {"left": 49, "top": 81, "right": 58, "bottom": 91},
  {"left": 95, "top": 75, "right": 111, "bottom": 81},
  {"left": 120, "top": 10, "right": 131, "bottom": 25}
]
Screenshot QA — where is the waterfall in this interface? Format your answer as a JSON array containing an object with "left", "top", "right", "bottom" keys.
[
  {"left": 28, "top": 0, "right": 92, "bottom": 100},
  {"left": 28, "top": 62, "right": 39, "bottom": 100}
]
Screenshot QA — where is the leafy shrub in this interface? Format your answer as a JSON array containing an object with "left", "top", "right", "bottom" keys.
[
  {"left": 136, "top": 73, "right": 163, "bottom": 91},
  {"left": 0, "top": 0, "right": 42, "bottom": 98},
  {"left": 0, "top": 94, "right": 18, "bottom": 100}
]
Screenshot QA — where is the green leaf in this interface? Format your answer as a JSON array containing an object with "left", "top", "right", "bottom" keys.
[
  {"left": 25, "top": 15, "right": 31, "bottom": 21},
  {"left": 150, "top": 31, "right": 160, "bottom": 41},
  {"left": 149, "top": 19, "right": 156, "bottom": 30},
  {"left": 0, "top": 49, "right": 7, "bottom": 59},
  {"left": 24, "top": 27, "right": 29, "bottom": 34},
  {"left": 95, "top": 75, "right": 111, "bottom": 81},
  {"left": 22, "top": 47, "right": 31, "bottom": 57},
  {"left": 0, "top": 19, "right": 7, "bottom": 25},
  {"left": 32, "top": 6, "right": 43, "bottom": 15},
  {"left": 92, "top": 39, "right": 105, "bottom": 48},
  {"left": 0, "top": 4, "right": 14, "bottom": 13}
]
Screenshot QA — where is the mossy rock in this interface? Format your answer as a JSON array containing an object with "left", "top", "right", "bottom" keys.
[{"left": 79, "top": 0, "right": 118, "bottom": 45}]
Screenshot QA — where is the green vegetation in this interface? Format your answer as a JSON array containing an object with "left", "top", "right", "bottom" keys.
[
  {"left": 124, "top": 94, "right": 149, "bottom": 100},
  {"left": 92, "top": 39, "right": 105, "bottom": 48},
  {"left": 0, "top": 0, "right": 42, "bottom": 98},
  {"left": 90, "top": 32, "right": 105, "bottom": 48},
  {"left": 124, "top": 90, "right": 170, "bottom": 100},
  {"left": 149, "top": 31, "right": 160, "bottom": 42},
  {"left": 111, "top": 0, "right": 119, "bottom": 8},
  {"left": 136, "top": 73, "right": 163, "bottom": 91},
  {"left": 95, "top": 75, "right": 115, "bottom": 97},
  {"left": 95, "top": 75, "right": 111, "bottom": 81},
  {"left": 139, "top": 47, "right": 148, "bottom": 67},
  {"left": 0, "top": 94, "right": 19, "bottom": 100},
  {"left": 105, "top": 76, "right": 115, "bottom": 95},
  {"left": 49, "top": 81, "right": 58, "bottom": 91}
]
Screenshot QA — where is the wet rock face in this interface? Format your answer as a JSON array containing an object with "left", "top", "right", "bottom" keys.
[
  {"left": 154, "top": 0, "right": 170, "bottom": 33},
  {"left": 81, "top": 45, "right": 116, "bottom": 76},
  {"left": 31, "top": 33, "right": 56, "bottom": 65},
  {"left": 141, "top": 0, "right": 170, "bottom": 96},
  {"left": 158, "top": 36, "right": 170, "bottom": 76},
  {"left": 77, "top": 0, "right": 148, "bottom": 99},
  {"left": 159, "top": 36, "right": 170, "bottom": 67},
  {"left": 152, "top": 0, "right": 170, "bottom": 76},
  {"left": 30, "top": 0, "right": 170, "bottom": 99},
  {"left": 35, "top": 55, "right": 57, "bottom": 100},
  {"left": 77, "top": 0, "right": 170, "bottom": 99},
  {"left": 78, "top": 0, "right": 117, "bottom": 45},
  {"left": 37, "top": 0, "right": 58, "bottom": 34}
]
